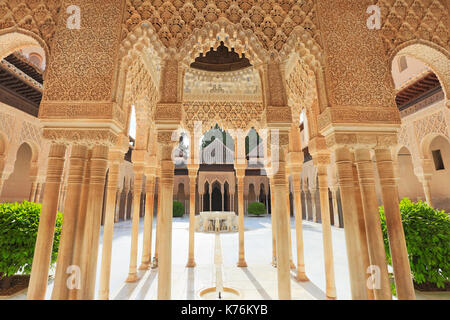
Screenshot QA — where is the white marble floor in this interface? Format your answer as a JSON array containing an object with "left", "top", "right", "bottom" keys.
[{"left": 9, "top": 215, "right": 354, "bottom": 300}]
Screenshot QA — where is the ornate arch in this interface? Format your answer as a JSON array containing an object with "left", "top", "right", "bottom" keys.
[
  {"left": 0, "top": 130, "right": 8, "bottom": 156},
  {"left": 389, "top": 40, "right": 450, "bottom": 102},
  {"left": 376, "top": 0, "right": 449, "bottom": 56},
  {"left": 420, "top": 133, "right": 450, "bottom": 160},
  {"left": 0, "top": 28, "right": 49, "bottom": 61},
  {"left": 121, "top": 1, "right": 320, "bottom": 60}
]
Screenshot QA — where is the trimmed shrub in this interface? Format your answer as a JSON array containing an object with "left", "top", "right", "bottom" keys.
[
  {"left": 379, "top": 198, "right": 450, "bottom": 290},
  {"left": 0, "top": 201, "right": 63, "bottom": 288},
  {"left": 173, "top": 201, "right": 185, "bottom": 217},
  {"left": 248, "top": 202, "right": 266, "bottom": 215}
]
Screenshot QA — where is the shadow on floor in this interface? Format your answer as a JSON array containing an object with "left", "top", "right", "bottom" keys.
[
  {"left": 241, "top": 268, "right": 273, "bottom": 300},
  {"left": 112, "top": 270, "right": 148, "bottom": 300},
  {"left": 290, "top": 271, "right": 326, "bottom": 300},
  {"left": 134, "top": 269, "right": 158, "bottom": 300},
  {"left": 186, "top": 268, "right": 196, "bottom": 300}
]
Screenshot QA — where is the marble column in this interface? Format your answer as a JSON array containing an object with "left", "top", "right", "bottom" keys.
[
  {"left": 352, "top": 157, "right": 375, "bottom": 300},
  {"left": 127, "top": 165, "right": 144, "bottom": 282},
  {"left": 354, "top": 149, "right": 391, "bottom": 300},
  {"left": 221, "top": 184, "right": 225, "bottom": 211},
  {"left": 291, "top": 173, "right": 308, "bottom": 281},
  {"left": 98, "top": 156, "right": 122, "bottom": 300},
  {"left": 27, "top": 144, "right": 67, "bottom": 300},
  {"left": 0, "top": 157, "right": 6, "bottom": 198},
  {"left": 122, "top": 183, "right": 130, "bottom": 221},
  {"left": 269, "top": 181, "right": 277, "bottom": 266},
  {"left": 186, "top": 166, "right": 198, "bottom": 267},
  {"left": 285, "top": 176, "right": 295, "bottom": 269},
  {"left": 51, "top": 145, "right": 88, "bottom": 300},
  {"left": 114, "top": 188, "right": 121, "bottom": 223},
  {"left": 375, "top": 148, "right": 415, "bottom": 300},
  {"left": 29, "top": 181, "right": 38, "bottom": 202},
  {"left": 330, "top": 186, "right": 340, "bottom": 227},
  {"left": 153, "top": 177, "right": 161, "bottom": 267},
  {"left": 334, "top": 147, "right": 368, "bottom": 300},
  {"left": 157, "top": 143, "right": 176, "bottom": 300},
  {"left": 272, "top": 142, "right": 291, "bottom": 300},
  {"left": 310, "top": 188, "right": 317, "bottom": 222},
  {"left": 421, "top": 178, "right": 433, "bottom": 207},
  {"left": 68, "top": 150, "right": 92, "bottom": 300},
  {"left": 236, "top": 171, "right": 247, "bottom": 267},
  {"left": 140, "top": 171, "right": 156, "bottom": 270},
  {"left": 317, "top": 163, "right": 337, "bottom": 300},
  {"left": 79, "top": 145, "right": 109, "bottom": 300}
]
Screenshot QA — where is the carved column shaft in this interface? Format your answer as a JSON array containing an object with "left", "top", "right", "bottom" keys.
[
  {"left": 52, "top": 145, "right": 88, "bottom": 300},
  {"left": 157, "top": 154, "right": 175, "bottom": 300},
  {"left": 375, "top": 148, "right": 415, "bottom": 300},
  {"left": 27, "top": 144, "right": 67, "bottom": 300},
  {"left": 99, "top": 159, "right": 121, "bottom": 300},
  {"left": 292, "top": 174, "right": 307, "bottom": 281},
  {"left": 269, "top": 180, "right": 277, "bottom": 266},
  {"left": 140, "top": 174, "right": 156, "bottom": 270},
  {"left": 317, "top": 164, "right": 337, "bottom": 300},
  {"left": 351, "top": 157, "right": 375, "bottom": 300},
  {"left": 354, "top": 149, "right": 391, "bottom": 300},
  {"left": 272, "top": 145, "right": 291, "bottom": 300},
  {"left": 285, "top": 174, "right": 295, "bottom": 269},
  {"left": 330, "top": 187, "right": 340, "bottom": 228},
  {"left": 154, "top": 177, "right": 161, "bottom": 265},
  {"left": 334, "top": 147, "right": 368, "bottom": 300},
  {"left": 236, "top": 172, "right": 247, "bottom": 267},
  {"left": 68, "top": 150, "right": 92, "bottom": 300},
  {"left": 187, "top": 168, "right": 198, "bottom": 268},
  {"left": 79, "top": 145, "right": 110, "bottom": 300},
  {"left": 127, "top": 165, "right": 144, "bottom": 282}
]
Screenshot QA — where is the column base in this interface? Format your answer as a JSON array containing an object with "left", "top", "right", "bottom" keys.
[
  {"left": 186, "top": 260, "right": 196, "bottom": 268},
  {"left": 138, "top": 262, "right": 151, "bottom": 270},
  {"left": 125, "top": 273, "right": 139, "bottom": 283},
  {"left": 98, "top": 290, "right": 109, "bottom": 300},
  {"left": 237, "top": 260, "right": 248, "bottom": 268},
  {"left": 326, "top": 295, "right": 337, "bottom": 300},
  {"left": 271, "top": 257, "right": 277, "bottom": 268},
  {"left": 151, "top": 257, "right": 158, "bottom": 269},
  {"left": 290, "top": 261, "right": 296, "bottom": 269},
  {"left": 296, "top": 272, "right": 309, "bottom": 282}
]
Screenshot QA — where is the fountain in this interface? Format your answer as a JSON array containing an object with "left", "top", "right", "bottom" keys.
[
  {"left": 196, "top": 211, "right": 238, "bottom": 233},
  {"left": 198, "top": 232, "right": 241, "bottom": 300}
]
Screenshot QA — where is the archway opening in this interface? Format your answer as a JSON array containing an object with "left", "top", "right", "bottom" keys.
[
  {"left": 211, "top": 181, "right": 223, "bottom": 212},
  {"left": 427, "top": 135, "right": 450, "bottom": 211},
  {"left": 1, "top": 143, "right": 33, "bottom": 202},
  {"left": 397, "top": 146, "right": 424, "bottom": 202}
]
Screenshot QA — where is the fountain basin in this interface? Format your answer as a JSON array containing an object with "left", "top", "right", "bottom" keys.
[{"left": 199, "top": 287, "right": 241, "bottom": 300}]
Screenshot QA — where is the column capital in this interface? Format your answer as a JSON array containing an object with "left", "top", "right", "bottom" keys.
[
  {"left": 42, "top": 128, "right": 118, "bottom": 148},
  {"left": 187, "top": 164, "right": 199, "bottom": 177},
  {"left": 287, "top": 151, "right": 304, "bottom": 173},
  {"left": 324, "top": 131, "right": 398, "bottom": 152}
]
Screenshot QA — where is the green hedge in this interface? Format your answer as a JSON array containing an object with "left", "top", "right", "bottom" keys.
[
  {"left": 379, "top": 198, "right": 450, "bottom": 289},
  {"left": 173, "top": 201, "right": 185, "bottom": 217},
  {"left": 0, "top": 201, "right": 63, "bottom": 279},
  {"left": 248, "top": 202, "right": 266, "bottom": 215}
]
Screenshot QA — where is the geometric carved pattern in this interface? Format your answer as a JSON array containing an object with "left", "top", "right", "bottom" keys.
[
  {"left": 285, "top": 58, "right": 315, "bottom": 124},
  {"left": 0, "top": 109, "right": 14, "bottom": 138},
  {"left": 20, "top": 120, "right": 41, "bottom": 146},
  {"left": 376, "top": 0, "right": 449, "bottom": 55},
  {"left": 122, "top": 0, "right": 320, "bottom": 52},
  {"left": 183, "top": 101, "right": 265, "bottom": 132},
  {"left": 414, "top": 110, "right": 448, "bottom": 142},
  {"left": 398, "top": 125, "right": 411, "bottom": 149},
  {"left": 0, "top": 0, "right": 61, "bottom": 47}
]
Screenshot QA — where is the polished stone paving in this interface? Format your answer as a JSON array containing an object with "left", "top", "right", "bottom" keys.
[{"left": 6, "top": 215, "right": 447, "bottom": 300}]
